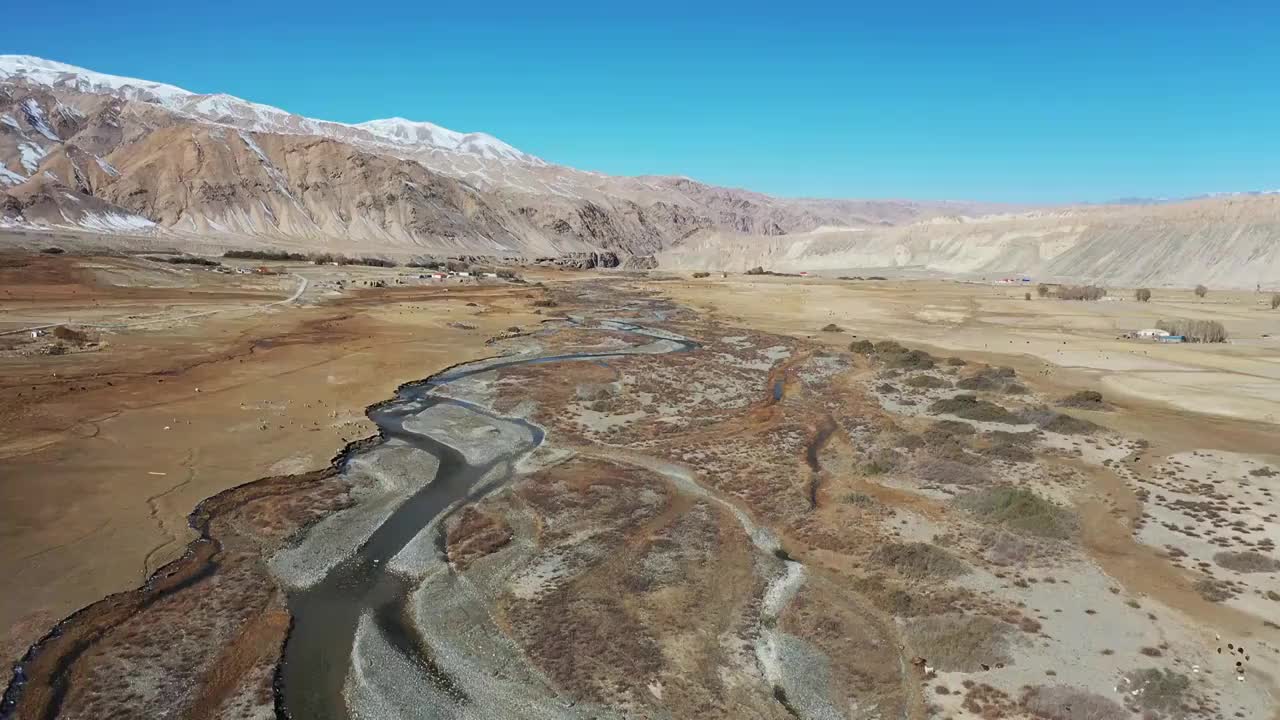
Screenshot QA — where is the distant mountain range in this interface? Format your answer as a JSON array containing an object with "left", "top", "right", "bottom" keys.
[{"left": 2, "top": 56, "right": 1277, "bottom": 286}]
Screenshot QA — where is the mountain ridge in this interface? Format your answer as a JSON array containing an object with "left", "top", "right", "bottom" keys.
[{"left": 2, "top": 55, "right": 1278, "bottom": 287}]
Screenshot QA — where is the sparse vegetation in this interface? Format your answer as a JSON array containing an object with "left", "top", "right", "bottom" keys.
[
  {"left": 1024, "top": 292, "right": 1031, "bottom": 301},
  {"left": 929, "top": 394, "right": 1020, "bottom": 424},
  {"left": 691, "top": 271, "right": 710, "bottom": 278},
  {"left": 1018, "top": 408, "right": 1099, "bottom": 435},
  {"left": 956, "top": 366, "right": 1025, "bottom": 394},
  {"left": 904, "top": 374, "right": 952, "bottom": 389},
  {"left": 957, "top": 486, "right": 1076, "bottom": 539},
  {"left": 531, "top": 299, "right": 558, "bottom": 308},
  {"left": 1156, "top": 318, "right": 1227, "bottom": 343},
  {"left": 1057, "top": 390, "right": 1105, "bottom": 409},
  {"left": 1058, "top": 285, "right": 1107, "bottom": 301},
  {"left": 746, "top": 266, "right": 766, "bottom": 275},
  {"left": 51, "top": 325, "right": 91, "bottom": 345},
  {"left": 224, "top": 249, "right": 308, "bottom": 261},
  {"left": 903, "top": 614, "right": 1013, "bottom": 672},
  {"left": 1213, "top": 550, "right": 1280, "bottom": 573},
  {"left": 1135, "top": 288, "right": 1152, "bottom": 302},
  {"left": 849, "top": 339, "right": 875, "bottom": 354},
  {"left": 1022, "top": 685, "right": 1127, "bottom": 720},
  {"left": 40, "top": 246, "right": 65, "bottom": 254},
  {"left": 877, "top": 344, "right": 935, "bottom": 370},
  {"left": 910, "top": 458, "right": 991, "bottom": 486},
  {"left": 1037, "top": 284, "right": 1050, "bottom": 297},
  {"left": 1122, "top": 668, "right": 1190, "bottom": 715},
  {"left": 842, "top": 492, "right": 879, "bottom": 507},
  {"left": 1272, "top": 293, "right": 1280, "bottom": 310},
  {"left": 1193, "top": 577, "right": 1234, "bottom": 602},
  {"left": 1194, "top": 284, "right": 1208, "bottom": 299},
  {"left": 821, "top": 323, "right": 843, "bottom": 332},
  {"left": 869, "top": 542, "right": 969, "bottom": 580},
  {"left": 145, "top": 255, "right": 221, "bottom": 267}
]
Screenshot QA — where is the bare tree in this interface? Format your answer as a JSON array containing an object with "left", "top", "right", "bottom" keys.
[
  {"left": 1135, "top": 288, "right": 1152, "bottom": 302},
  {"left": 1194, "top": 284, "right": 1208, "bottom": 299}
]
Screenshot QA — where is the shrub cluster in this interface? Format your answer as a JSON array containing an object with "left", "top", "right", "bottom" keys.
[
  {"left": 1156, "top": 318, "right": 1228, "bottom": 343},
  {"left": 1057, "top": 285, "right": 1106, "bottom": 301}
]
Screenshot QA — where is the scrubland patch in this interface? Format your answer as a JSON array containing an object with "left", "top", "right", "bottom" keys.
[
  {"left": 869, "top": 541, "right": 970, "bottom": 580},
  {"left": 930, "top": 394, "right": 1021, "bottom": 424},
  {"left": 956, "top": 486, "right": 1076, "bottom": 539},
  {"left": 1212, "top": 550, "right": 1280, "bottom": 573},
  {"left": 903, "top": 614, "right": 1014, "bottom": 672},
  {"left": 1021, "top": 685, "right": 1127, "bottom": 720}
]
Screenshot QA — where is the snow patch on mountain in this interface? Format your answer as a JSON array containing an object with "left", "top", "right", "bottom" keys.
[
  {"left": 95, "top": 155, "right": 120, "bottom": 176},
  {"left": 355, "top": 118, "right": 543, "bottom": 165},
  {"left": 76, "top": 210, "right": 158, "bottom": 233},
  {"left": 0, "top": 55, "right": 543, "bottom": 165},
  {"left": 0, "top": 165, "right": 26, "bottom": 186},
  {"left": 19, "top": 98, "right": 60, "bottom": 141},
  {"left": 0, "top": 55, "right": 190, "bottom": 108},
  {"left": 18, "top": 142, "right": 48, "bottom": 173}
]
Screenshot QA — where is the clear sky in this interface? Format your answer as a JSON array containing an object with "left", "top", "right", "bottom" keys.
[{"left": 6, "top": 1, "right": 1278, "bottom": 202}]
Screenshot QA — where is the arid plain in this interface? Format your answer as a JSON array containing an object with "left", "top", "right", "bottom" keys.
[{"left": 2, "top": 247, "right": 1279, "bottom": 720}]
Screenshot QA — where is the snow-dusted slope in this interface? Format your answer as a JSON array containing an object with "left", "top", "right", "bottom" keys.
[
  {"left": 0, "top": 55, "right": 190, "bottom": 108},
  {"left": 2, "top": 55, "right": 1276, "bottom": 287},
  {"left": 0, "top": 55, "right": 544, "bottom": 166}
]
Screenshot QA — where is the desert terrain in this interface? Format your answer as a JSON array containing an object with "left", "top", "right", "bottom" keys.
[{"left": 2, "top": 247, "right": 1279, "bottom": 720}]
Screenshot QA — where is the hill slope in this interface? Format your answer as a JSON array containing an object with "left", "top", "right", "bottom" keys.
[{"left": 2, "top": 55, "right": 1277, "bottom": 286}]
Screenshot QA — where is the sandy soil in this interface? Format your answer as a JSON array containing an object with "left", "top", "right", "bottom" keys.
[
  {"left": 660, "top": 276, "right": 1280, "bottom": 426},
  {"left": 0, "top": 251, "right": 546, "bottom": 661}
]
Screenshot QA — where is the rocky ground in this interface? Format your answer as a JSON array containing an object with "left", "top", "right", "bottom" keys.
[{"left": 3, "top": 263, "right": 1278, "bottom": 720}]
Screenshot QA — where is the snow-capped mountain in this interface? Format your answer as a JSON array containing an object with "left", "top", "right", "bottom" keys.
[
  {"left": 2, "top": 55, "right": 1276, "bottom": 286},
  {"left": 0, "top": 55, "right": 543, "bottom": 166}
]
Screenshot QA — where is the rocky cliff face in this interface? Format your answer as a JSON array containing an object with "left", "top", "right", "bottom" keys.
[{"left": 2, "top": 56, "right": 1278, "bottom": 287}]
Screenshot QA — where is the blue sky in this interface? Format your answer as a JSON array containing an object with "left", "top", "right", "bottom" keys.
[{"left": 6, "top": 1, "right": 1279, "bottom": 202}]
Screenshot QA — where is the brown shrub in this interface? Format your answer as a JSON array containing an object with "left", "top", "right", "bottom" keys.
[
  {"left": 1194, "top": 284, "right": 1208, "bottom": 298},
  {"left": 821, "top": 323, "right": 843, "bottom": 332},
  {"left": 849, "top": 339, "right": 875, "bottom": 354},
  {"left": 869, "top": 542, "right": 969, "bottom": 580},
  {"left": 956, "top": 366, "right": 1024, "bottom": 394},
  {"left": 1022, "top": 685, "right": 1127, "bottom": 720},
  {"left": 910, "top": 458, "right": 991, "bottom": 486},
  {"left": 1156, "top": 318, "right": 1227, "bottom": 343},
  {"left": 52, "top": 325, "right": 91, "bottom": 345},
  {"left": 1193, "top": 577, "right": 1234, "bottom": 602},
  {"left": 980, "top": 529, "right": 1037, "bottom": 566},
  {"left": 929, "top": 395, "right": 1021, "bottom": 424},
  {"left": 903, "top": 614, "right": 1013, "bottom": 672},
  {"left": 957, "top": 486, "right": 1076, "bottom": 539},
  {"left": 1058, "top": 285, "right": 1106, "bottom": 301},
  {"left": 1271, "top": 293, "right": 1280, "bottom": 310},
  {"left": 1056, "top": 390, "right": 1105, "bottom": 409},
  {"left": 1122, "top": 668, "right": 1190, "bottom": 714},
  {"left": 904, "top": 374, "right": 952, "bottom": 389},
  {"left": 691, "top": 271, "right": 710, "bottom": 278},
  {"left": 1213, "top": 550, "right": 1280, "bottom": 573},
  {"left": 1135, "top": 288, "right": 1152, "bottom": 302}
]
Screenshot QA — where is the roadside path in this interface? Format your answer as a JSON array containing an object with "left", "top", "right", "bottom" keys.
[{"left": 0, "top": 274, "right": 308, "bottom": 336}]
